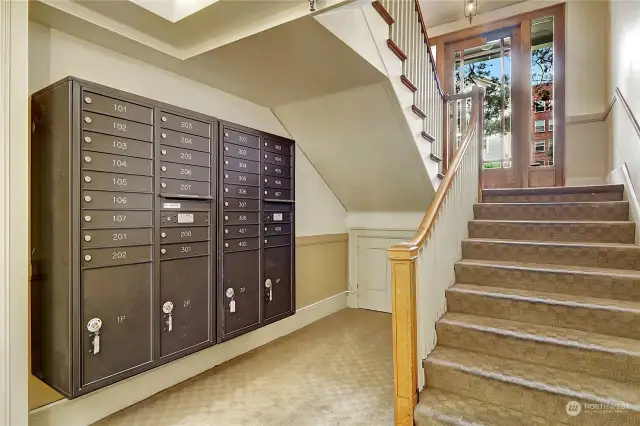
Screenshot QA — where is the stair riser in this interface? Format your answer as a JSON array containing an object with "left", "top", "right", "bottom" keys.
[
  {"left": 446, "top": 290, "right": 640, "bottom": 339},
  {"left": 424, "top": 362, "right": 636, "bottom": 426},
  {"left": 474, "top": 203, "right": 629, "bottom": 221},
  {"left": 455, "top": 263, "right": 640, "bottom": 302},
  {"left": 483, "top": 192, "right": 623, "bottom": 203},
  {"left": 468, "top": 222, "right": 635, "bottom": 244},
  {"left": 436, "top": 321, "right": 640, "bottom": 384},
  {"left": 461, "top": 240, "right": 640, "bottom": 270}
]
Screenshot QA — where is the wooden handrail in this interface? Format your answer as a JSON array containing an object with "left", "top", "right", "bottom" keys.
[
  {"left": 387, "top": 86, "right": 483, "bottom": 426},
  {"left": 413, "top": 0, "right": 445, "bottom": 99},
  {"left": 389, "top": 86, "right": 482, "bottom": 258},
  {"left": 616, "top": 87, "right": 640, "bottom": 141}
]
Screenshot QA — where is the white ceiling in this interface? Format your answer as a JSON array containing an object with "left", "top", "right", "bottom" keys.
[{"left": 420, "top": 0, "right": 526, "bottom": 28}]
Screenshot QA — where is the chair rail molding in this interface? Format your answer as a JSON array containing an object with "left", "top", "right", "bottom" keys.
[{"left": 0, "top": 1, "right": 30, "bottom": 425}]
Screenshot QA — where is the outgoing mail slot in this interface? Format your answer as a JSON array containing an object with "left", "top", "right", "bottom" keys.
[
  {"left": 160, "top": 178, "right": 210, "bottom": 197},
  {"left": 160, "top": 241, "right": 209, "bottom": 260},
  {"left": 82, "top": 171, "right": 153, "bottom": 193},
  {"left": 263, "top": 152, "right": 291, "bottom": 167},
  {"left": 224, "top": 211, "right": 260, "bottom": 225},
  {"left": 82, "top": 228, "right": 153, "bottom": 248},
  {"left": 81, "top": 263, "right": 152, "bottom": 386},
  {"left": 223, "top": 128, "right": 259, "bottom": 149},
  {"left": 263, "top": 138, "right": 292, "bottom": 155},
  {"left": 82, "top": 245, "right": 152, "bottom": 268},
  {"left": 82, "top": 191, "right": 153, "bottom": 210},
  {"left": 161, "top": 162, "right": 210, "bottom": 182},
  {"left": 263, "top": 163, "right": 291, "bottom": 178},
  {"left": 224, "top": 157, "right": 260, "bottom": 175},
  {"left": 83, "top": 132, "right": 153, "bottom": 159},
  {"left": 160, "top": 129, "right": 210, "bottom": 153},
  {"left": 264, "top": 211, "right": 292, "bottom": 224},
  {"left": 223, "top": 198, "right": 260, "bottom": 211},
  {"left": 263, "top": 188, "right": 292, "bottom": 200},
  {"left": 224, "top": 184, "right": 259, "bottom": 199},
  {"left": 264, "top": 176, "right": 292, "bottom": 190},
  {"left": 224, "top": 225, "right": 259, "bottom": 239},
  {"left": 82, "top": 91, "right": 153, "bottom": 125},
  {"left": 263, "top": 235, "right": 291, "bottom": 248},
  {"left": 160, "top": 112, "right": 210, "bottom": 138},
  {"left": 82, "top": 210, "right": 153, "bottom": 229},
  {"left": 264, "top": 223, "right": 291, "bottom": 236},
  {"left": 223, "top": 143, "right": 260, "bottom": 162},
  {"left": 82, "top": 112, "right": 153, "bottom": 142},
  {"left": 160, "top": 145, "right": 211, "bottom": 168},
  {"left": 223, "top": 237, "right": 259, "bottom": 253},
  {"left": 160, "top": 226, "right": 210, "bottom": 244},
  {"left": 82, "top": 152, "right": 153, "bottom": 176},
  {"left": 224, "top": 171, "right": 259, "bottom": 187},
  {"left": 161, "top": 211, "right": 209, "bottom": 227}
]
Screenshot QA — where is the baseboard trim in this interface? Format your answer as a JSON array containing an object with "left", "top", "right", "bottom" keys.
[
  {"left": 609, "top": 162, "right": 640, "bottom": 244},
  {"left": 296, "top": 233, "right": 347, "bottom": 247},
  {"left": 29, "top": 293, "right": 348, "bottom": 426}
]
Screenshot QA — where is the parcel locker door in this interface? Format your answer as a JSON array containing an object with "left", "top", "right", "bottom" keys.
[
  {"left": 263, "top": 246, "right": 293, "bottom": 321},
  {"left": 81, "top": 263, "right": 152, "bottom": 387},
  {"left": 160, "top": 256, "right": 211, "bottom": 358},
  {"left": 221, "top": 250, "right": 260, "bottom": 339}
]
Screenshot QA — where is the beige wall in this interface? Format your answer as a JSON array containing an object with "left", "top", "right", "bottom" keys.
[
  {"left": 607, "top": 0, "right": 640, "bottom": 193},
  {"left": 28, "top": 21, "right": 348, "bottom": 411}
]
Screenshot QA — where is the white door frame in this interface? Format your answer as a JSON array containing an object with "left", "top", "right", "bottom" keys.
[{"left": 0, "top": 1, "right": 29, "bottom": 425}]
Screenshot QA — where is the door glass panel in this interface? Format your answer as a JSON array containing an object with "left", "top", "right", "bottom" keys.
[
  {"left": 530, "top": 16, "right": 555, "bottom": 167},
  {"left": 453, "top": 37, "right": 512, "bottom": 170}
]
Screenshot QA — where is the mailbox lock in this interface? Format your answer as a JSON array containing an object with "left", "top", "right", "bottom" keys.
[
  {"left": 224, "top": 147, "right": 229, "bottom": 151},
  {"left": 161, "top": 232, "right": 167, "bottom": 238},
  {"left": 224, "top": 216, "right": 229, "bottom": 220},
  {"left": 84, "top": 136, "right": 92, "bottom": 143},
  {"left": 84, "top": 255, "right": 92, "bottom": 262},
  {"left": 265, "top": 279, "right": 273, "bottom": 302},
  {"left": 161, "top": 166, "right": 167, "bottom": 172},
  {"left": 224, "top": 229, "right": 228, "bottom": 234},
  {"left": 84, "top": 195, "right": 92, "bottom": 202},
  {"left": 84, "top": 116, "right": 92, "bottom": 124},
  {"left": 224, "top": 132, "right": 229, "bottom": 137},
  {"left": 87, "top": 318, "right": 102, "bottom": 332},
  {"left": 226, "top": 288, "right": 235, "bottom": 298},
  {"left": 224, "top": 188, "right": 229, "bottom": 193},
  {"left": 224, "top": 243, "right": 229, "bottom": 248},
  {"left": 84, "top": 96, "right": 92, "bottom": 104},
  {"left": 161, "top": 133, "right": 167, "bottom": 139},
  {"left": 84, "top": 215, "right": 92, "bottom": 222},
  {"left": 161, "top": 149, "right": 167, "bottom": 155},
  {"left": 163, "top": 301, "right": 174, "bottom": 332},
  {"left": 84, "top": 235, "right": 92, "bottom": 242},
  {"left": 161, "top": 248, "right": 167, "bottom": 254},
  {"left": 224, "top": 161, "right": 229, "bottom": 165},
  {"left": 84, "top": 176, "right": 92, "bottom": 183},
  {"left": 224, "top": 202, "right": 229, "bottom": 207},
  {"left": 87, "top": 318, "right": 102, "bottom": 355},
  {"left": 84, "top": 156, "right": 92, "bottom": 163},
  {"left": 161, "top": 183, "right": 167, "bottom": 188},
  {"left": 224, "top": 174, "right": 229, "bottom": 179},
  {"left": 161, "top": 116, "right": 167, "bottom": 122}
]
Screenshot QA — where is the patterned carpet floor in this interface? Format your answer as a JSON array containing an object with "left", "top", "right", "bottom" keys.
[{"left": 96, "top": 308, "right": 394, "bottom": 426}]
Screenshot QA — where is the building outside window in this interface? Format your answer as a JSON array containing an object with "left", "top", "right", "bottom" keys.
[
  {"left": 534, "top": 100, "right": 546, "bottom": 112},
  {"left": 534, "top": 140, "right": 546, "bottom": 152},
  {"left": 549, "top": 118, "right": 553, "bottom": 131},
  {"left": 534, "top": 120, "right": 546, "bottom": 133}
]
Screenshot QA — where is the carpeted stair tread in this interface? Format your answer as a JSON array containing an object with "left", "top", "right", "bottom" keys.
[
  {"left": 456, "top": 258, "right": 640, "bottom": 278},
  {"left": 473, "top": 201, "right": 629, "bottom": 221},
  {"left": 439, "top": 312, "right": 640, "bottom": 356},
  {"left": 448, "top": 283, "right": 640, "bottom": 313},
  {"left": 483, "top": 184, "right": 624, "bottom": 197},
  {"left": 425, "top": 347, "right": 640, "bottom": 408},
  {"left": 414, "top": 388, "right": 557, "bottom": 426}
]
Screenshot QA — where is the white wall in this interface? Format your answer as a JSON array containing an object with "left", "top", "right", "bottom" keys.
[
  {"left": 608, "top": 1, "right": 640, "bottom": 197},
  {"left": 29, "top": 22, "right": 347, "bottom": 237}
]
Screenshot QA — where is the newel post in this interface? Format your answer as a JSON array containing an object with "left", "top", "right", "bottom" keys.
[{"left": 388, "top": 245, "right": 419, "bottom": 426}]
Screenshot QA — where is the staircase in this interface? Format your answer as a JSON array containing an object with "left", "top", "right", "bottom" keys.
[{"left": 415, "top": 184, "right": 640, "bottom": 425}]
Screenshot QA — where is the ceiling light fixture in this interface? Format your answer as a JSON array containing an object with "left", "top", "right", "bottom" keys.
[{"left": 464, "top": 0, "right": 478, "bottom": 25}]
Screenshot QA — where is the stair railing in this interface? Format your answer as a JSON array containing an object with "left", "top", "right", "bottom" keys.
[
  {"left": 388, "top": 86, "right": 485, "bottom": 425},
  {"left": 377, "top": 0, "right": 445, "bottom": 169}
]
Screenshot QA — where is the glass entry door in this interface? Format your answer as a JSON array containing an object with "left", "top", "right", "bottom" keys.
[{"left": 447, "top": 30, "right": 520, "bottom": 188}]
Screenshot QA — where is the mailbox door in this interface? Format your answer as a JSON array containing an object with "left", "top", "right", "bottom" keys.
[
  {"left": 220, "top": 250, "right": 261, "bottom": 339},
  {"left": 160, "top": 256, "right": 211, "bottom": 358},
  {"left": 263, "top": 246, "right": 293, "bottom": 321},
  {"left": 81, "top": 263, "right": 152, "bottom": 387}
]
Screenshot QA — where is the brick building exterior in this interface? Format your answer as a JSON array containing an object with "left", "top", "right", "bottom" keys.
[{"left": 531, "top": 83, "right": 553, "bottom": 166}]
